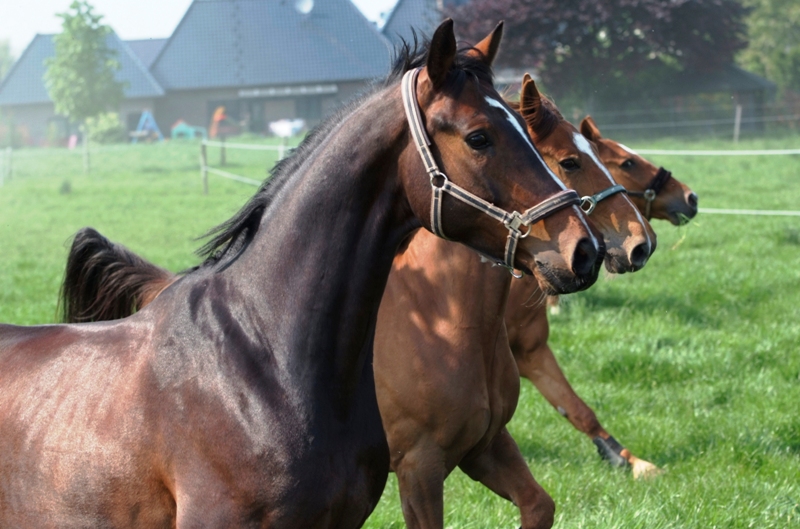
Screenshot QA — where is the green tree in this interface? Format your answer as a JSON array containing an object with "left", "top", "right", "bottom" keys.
[
  {"left": 448, "top": 0, "right": 749, "bottom": 107},
  {"left": 44, "top": 1, "right": 124, "bottom": 170},
  {"left": 0, "top": 39, "right": 14, "bottom": 81},
  {"left": 738, "top": 0, "right": 800, "bottom": 93}
]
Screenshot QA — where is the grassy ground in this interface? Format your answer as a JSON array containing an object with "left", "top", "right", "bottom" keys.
[{"left": 0, "top": 135, "right": 798, "bottom": 527}]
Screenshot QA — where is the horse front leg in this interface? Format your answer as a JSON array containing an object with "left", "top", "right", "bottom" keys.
[
  {"left": 459, "top": 428, "right": 554, "bottom": 529},
  {"left": 392, "top": 441, "right": 446, "bottom": 529},
  {"left": 515, "top": 339, "right": 660, "bottom": 478}
]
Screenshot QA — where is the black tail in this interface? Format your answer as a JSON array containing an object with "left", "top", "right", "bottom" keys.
[{"left": 59, "top": 228, "right": 176, "bottom": 323}]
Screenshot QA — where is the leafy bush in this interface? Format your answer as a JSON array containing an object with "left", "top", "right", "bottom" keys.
[{"left": 85, "top": 112, "right": 126, "bottom": 144}]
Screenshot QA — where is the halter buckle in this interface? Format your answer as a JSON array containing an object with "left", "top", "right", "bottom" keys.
[
  {"left": 643, "top": 189, "right": 656, "bottom": 202},
  {"left": 504, "top": 214, "right": 533, "bottom": 239},
  {"left": 580, "top": 196, "right": 598, "bottom": 215}
]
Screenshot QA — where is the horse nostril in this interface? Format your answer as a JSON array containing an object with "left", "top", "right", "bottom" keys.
[
  {"left": 629, "top": 242, "right": 650, "bottom": 271},
  {"left": 571, "top": 237, "right": 599, "bottom": 278},
  {"left": 687, "top": 192, "right": 698, "bottom": 209}
]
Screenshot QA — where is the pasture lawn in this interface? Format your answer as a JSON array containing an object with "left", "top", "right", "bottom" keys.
[{"left": 0, "top": 135, "right": 798, "bottom": 528}]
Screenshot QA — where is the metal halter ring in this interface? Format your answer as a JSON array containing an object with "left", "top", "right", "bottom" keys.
[
  {"left": 643, "top": 189, "right": 657, "bottom": 202},
  {"left": 516, "top": 223, "right": 532, "bottom": 239},
  {"left": 430, "top": 171, "right": 448, "bottom": 188},
  {"left": 580, "top": 196, "right": 598, "bottom": 215}
]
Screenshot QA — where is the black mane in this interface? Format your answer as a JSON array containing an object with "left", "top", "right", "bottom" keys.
[{"left": 197, "top": 36, "right": 495, "bottom": 268}]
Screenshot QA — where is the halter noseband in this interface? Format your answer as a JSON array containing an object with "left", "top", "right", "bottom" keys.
[
  {"left": 626, "top": 167, "right": 672, "bottom": 220},
  {"left": 401, "top": 68, "right": 580, "bottom": 274}
]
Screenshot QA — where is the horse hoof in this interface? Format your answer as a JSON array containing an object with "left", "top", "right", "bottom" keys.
[{"left": 631, "top": 457, "right": 663, "bottom": 480}]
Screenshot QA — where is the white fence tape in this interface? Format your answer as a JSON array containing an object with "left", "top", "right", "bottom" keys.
[
  {"left": 601, "top": 113, "right": 800, "bottom": 131},
  {"left": 699, "top": 208, "right": 800, "bottom": 217},
  {"left": 635, "top": 148, "right": 800, "bottom": 156},
  {"left": 205, "top": 167, "right": 261, "bottom": 186},
  {"left": 202, "top": 140, "right": 284, "bottom": 151}
]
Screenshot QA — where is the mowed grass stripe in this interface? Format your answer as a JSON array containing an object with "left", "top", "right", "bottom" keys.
[{"left": 0, "top": 136, "right": 798, "bottom": 528}]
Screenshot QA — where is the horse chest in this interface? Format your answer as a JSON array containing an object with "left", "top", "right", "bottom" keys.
[{"left": 158, "top": 367, "right": 388, "bottom": 528}]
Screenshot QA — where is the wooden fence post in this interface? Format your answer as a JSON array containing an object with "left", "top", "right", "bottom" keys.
[
  {"left": 733, "top": 104, "right": 742, "bottom": 143},
  {"left": 83, "top": 129, "right": 91, "bottom": 175},
  {"left": 278, "top": 137, "right": 287, "bottom": 160},
  {"left": 6, "top": 147, "right": 10, "bottom": 182},
  {"left": 201, "top": 142, "right": 209, "bottom": 195},
  {"left": 220, "top": 135, "right": 226, "bottom": 166}
]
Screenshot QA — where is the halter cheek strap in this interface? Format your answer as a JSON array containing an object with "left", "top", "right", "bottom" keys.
[
  {"left": 626, "top": 167, "right": 672, "bottom": 220},
  {"left": 401, "top": 68, "right": 580, "bottom": 273},
  {"left": 580, "top": 184, "right": 627, "bottom": 215}
]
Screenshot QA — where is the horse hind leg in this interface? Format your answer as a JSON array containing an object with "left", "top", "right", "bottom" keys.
[{"left": 459, "top": 428, "right": 554, "bottom": 529}]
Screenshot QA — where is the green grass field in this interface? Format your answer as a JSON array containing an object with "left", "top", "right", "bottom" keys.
[{"left": 1, "top": 135, "right": 798, "bottom": 528}]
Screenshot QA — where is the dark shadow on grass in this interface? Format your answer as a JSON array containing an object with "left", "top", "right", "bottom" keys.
[
  {"left": 593, "top": 352, "right": 697, "bottom": 387},
  {"left": 514, "top": 433, "right": 590, "bottom": 466},
  {"left": 578, "top": 290, "right": 714, "bottom": 326},
  {"left": 575, "top": 283, "right": 777, "bottom": 329}
]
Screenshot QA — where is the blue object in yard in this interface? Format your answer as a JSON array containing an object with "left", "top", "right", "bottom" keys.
[
  {"left": 171, "top": 121, "right": 207, "bottom": 140},
  {"left": 131, "top": 111, "right": 164, "bottom": 143}
]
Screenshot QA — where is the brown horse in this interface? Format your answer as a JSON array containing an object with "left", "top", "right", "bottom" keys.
[
  {"left": 0, "top": 21, "right": 602, "bottom": 528},
  {"left": 373, "top": 68, "right": 654, "bottom": 528},
  {"left": 508, "top": 116, "right": 698, "bottom": 478}
]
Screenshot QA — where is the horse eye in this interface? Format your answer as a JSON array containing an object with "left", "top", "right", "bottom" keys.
[
  {"left": 559, "top": 159, "right": 579, "bottom": 171},
  {"left": 466, "top": 132, "right": 491, "bottom": 150},
  {"left": 621, "top": 159, "right": 635, "bottom": 169}
]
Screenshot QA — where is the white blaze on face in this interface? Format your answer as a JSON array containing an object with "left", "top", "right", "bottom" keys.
[
  {"left": 618, "top": 143, "right": 638, "bottom": 156},
  {"left": 484, "top": 96, "right": 567, "bottom": 191},
  {"left": 484, "top": 96, "right": 600, "bottom": 255},
  {"left": 572, "top": 132, "right": 616, "bottom": 185},
  {"left": 572, "top": 133, "right": 651, "bottom": 248}
]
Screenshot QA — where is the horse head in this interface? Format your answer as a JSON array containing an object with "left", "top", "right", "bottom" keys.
[
  {"left": 399, "top": 20, "right": 603, "bottom": 294},
  {"left": 514, "top": 75, "right": 655, "bottom": 274},
  {"left": 581, "top": 116, "right": 698, "bottom": 225}
]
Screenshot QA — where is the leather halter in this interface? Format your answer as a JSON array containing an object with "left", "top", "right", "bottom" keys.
[
  {"left": 400, "top": 68, "right": 580, "bottom": 273},
  {"left": 579, "top": 184, "right": 627, "bottom": 215},
  {"left": 626, "top": 167, "right": 672, "bottom": 220}
]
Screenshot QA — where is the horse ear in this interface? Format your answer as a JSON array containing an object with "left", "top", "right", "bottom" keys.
[
  {"left": 580, "top": 116, "right": 603, "bottom": 141},
  {"left": 467, "top": 21, "right": 504, "bottom": 67},
  {"left": 426, "top": 19, "right": 457, "bottom": 89},
  {"left": 519, "top": 73, "right": 543, "bottom": 128}
]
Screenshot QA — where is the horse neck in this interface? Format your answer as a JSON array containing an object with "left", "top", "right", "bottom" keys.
[
  {"left": 396, "top": 229, "right": 512, "bottom": 343},
  {"left": 210, "top": 87, "right": 418, "bottom": 414}
]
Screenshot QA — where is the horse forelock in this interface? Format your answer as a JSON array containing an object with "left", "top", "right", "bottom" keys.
[{"left": 196, "top": 36, "right": 496, "bottom": 269}]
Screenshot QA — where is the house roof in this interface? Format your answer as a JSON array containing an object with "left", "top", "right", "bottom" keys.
[
  {"left": 150, "top": 0, "right": 393, "bottom": 91},
  {"left": 125, "top": 38, "right": 169, "bottom": 69},
  {"left": 382, "top": 0, "right": 440, "bottom": 45},
  {"left": 0, "top": 33, "right": 164, "bottom": 107}
]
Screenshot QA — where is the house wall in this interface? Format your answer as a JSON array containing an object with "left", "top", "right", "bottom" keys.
[
  {"left": 2, "top": 80, "right": 374, "bottom": 144},
  {"left": 0, "top": 98, "right": 158, "bottom": 146},
  {"left": 154, "top": 80, "right": 371, "bottom": 136},
  {"left": 0, "top": 103, "right": 57, "bottom": 146}
]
